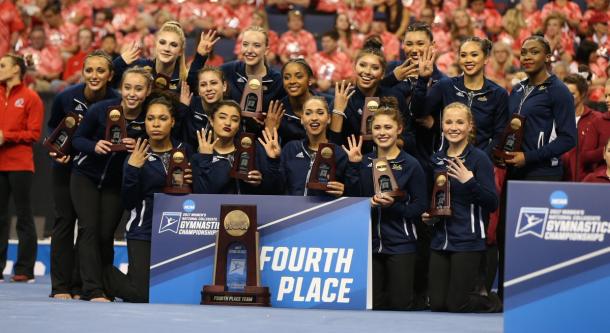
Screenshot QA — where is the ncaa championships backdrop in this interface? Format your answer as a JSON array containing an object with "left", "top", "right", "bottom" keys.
[
  {"left": 150, "top": 194, "right": 372, "bottom": 310},
  {"left": 505, "top": 181, "right": 610, "bottom": 333}
]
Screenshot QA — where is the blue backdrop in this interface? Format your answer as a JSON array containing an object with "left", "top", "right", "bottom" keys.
[
  {"left": 505, "top": 181, "right": 610, "bottom": 333},
  {"left": 150, "top": 194, "right": 372, "bottom": 310}
]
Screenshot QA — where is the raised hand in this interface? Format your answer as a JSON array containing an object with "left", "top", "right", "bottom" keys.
[
  {"left": 120, "top": 41, "right": 141, "bottom": 65},
  {"left": 393, "top": 58, "right": 419, "bottom": 81},
  {"left": 418, "top": 45, "right": 436, "bottom": 78},
  {"left": 341, "top": 134, "right": 363, "bottom": 163},
  {"left": 258, "top": 127, "right": 281, "bottom": 159},
  {"left": 264, "top": 100, "right": 285, "bottom": 131},
  {"left": 180, "top": 81, "right": 193, "bottom": 106},
  {"left": 197, "top": 129, "right": 218, "bottom": 154},
  {"left": 446, "top": 157, "right": 474, "bottom": 183},
  {"left": 127, "top": 138, "right": 149, "bottom": 168},
  {"left": 334, "top": 80, "right": 355, "bottom": 112},
  {"left": 197, "top": 30, "right": 220, "bottom": 56}
]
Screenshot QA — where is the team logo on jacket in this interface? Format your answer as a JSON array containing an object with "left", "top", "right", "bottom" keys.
[
  {"left": 456, "top": 91, "right": 465, "bottom": 97},
  {"left": 477, "top": 96, "right": 487, "bottom": 102},
  {"left": 75, "top": 104, "right": 84, "bottom": 111},
  {"left": 14, "top": 98, "right": 25, "bottom": 108},
  {"left": 159, "top": 212, "right": 182, "bottom": 234},
  {"left": 391, "top": 163, "right": 402, "bottom": 171}
]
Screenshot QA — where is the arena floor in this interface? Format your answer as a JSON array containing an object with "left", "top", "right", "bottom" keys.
[{"left": 0, "top": 276, "right": 502, "bottom": 333}]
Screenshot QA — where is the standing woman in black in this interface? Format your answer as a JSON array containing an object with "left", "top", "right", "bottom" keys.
[
  {"left": 343, "top": 99, "right": 428, "bottom": 310},
  {"left": 71, "top": 67, "right": 152, "bottom": 301},
  {"left": 47, "top": 50, "right": 119, "bottom": 299},
  {"left": 423, "top": 102, "right": 501, "bottom": 313},
  {"left": 104, "top": 97, "right": 190, "bottom": 303},
  {"left": 496, "top": 35, "right": 576, "bottom": 298}
]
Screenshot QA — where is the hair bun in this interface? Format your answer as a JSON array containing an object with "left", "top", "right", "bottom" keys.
[{"left": 363, "top": 35, "right": 383, "bottom": 52}]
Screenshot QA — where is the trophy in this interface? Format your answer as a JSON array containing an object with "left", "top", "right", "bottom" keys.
[
  {"left": 360, "top": 97, "right": 380, "bottom": 141},
  {"left": 372, "top": 157, "right": 405, "bottom": 198},
  {"left": 492, "top": 114, "right": 526, "bottom": 167},
  {"left": 153, "top": 73, "right": 171, "bottom": 90},
  {"left": 429, "top": 171, "right": 452, "bottom": 217},
  {"left": 230, "top": 133, "right": 256, "bottom": 180},
  {"left": 163, "top": 148, "right": 191, "bottom": 194},
  {"left": 239, "top": 76, "right": 263, "bottom": 119},
  {"left": 104, "top": 106, "right": 128, "bottom": 152},
  {"left": 202, "top": 205, "right": 271, "bottom": 306},
  {"left": 306, "top": 143, "right": 336, "bottom": 191},
  {"left": 43, "top": 112, "right": 80, "bottom": 157}
]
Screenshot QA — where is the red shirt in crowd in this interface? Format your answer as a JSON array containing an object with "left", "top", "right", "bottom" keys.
[
  {"left": 178, "top": 0, "right": 222, "bottom": 34},
  {"left": 110, "top": 6, "right": 138, "bottom": 33},
  {"left": 61, "top": 0, "right": 93, "bottom": 27},
  {"left": 562, "top": 107, "right": 601, "bottom": 181},
  {"left": 337, "top": 3, "right": 373, "bottom": 33},
  {"left": 583, "top": 166, "right": 610, "bottom": 183},
  {"left": 541, "top": 1, "right": 582, "bottom": 27},
  {"left": 44, "top": 22, "right": 79, "bottom": 53},
  {"left": 0, "top": 83, "right": 44, "bottom": 172},
  {"left": 278, "top": 30, "right": 317, "bottom": 61},
  {"left": 375, "top": 31, "right": 400, "bottom": 62},
  {"left": 0, "top": 0, "right": 25, "bottom": 57},
  {"left": 216, "top": 3, "right": 254, "bottom": 33},
  {"left": 19, "top": 45, "right": 64, "bottom": 78},
  {"left": 62, "top": 49, "right": 91, "bottom": 81},
  {"left": 309, "top": 50, "right": 354, "bottom": 82},
  {"left": 584, "top": 111, "right": 610, "bottom": 170},
  {"left": 316, "top": 0, "right": 341, "bottom": 13},
  {"left": 467, "top": 7, "right": 503, "bottom": 34}
]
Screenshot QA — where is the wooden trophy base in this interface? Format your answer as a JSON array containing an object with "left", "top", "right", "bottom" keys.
[
  {"left": 492, "top": 149, "right": 510, "bottom": 168},
  {"left": 306, "top": 182, "right": 329, "bottom": 191},
  {"left": 229, "top": 170, "right": 250, "bottom": 181},
  {"left": 110, "top": 144, "right": 128, "bottom": 152},
  {"left": 430, "top": 207, "right": 452, "bottom": 217},
  {"left": 201, "top": 285, "right": 271, "bottom": 306},
  {"left": 44, "top": 143, "right": 67, "bottom": 158},
  {"left": 163, "top": 185, "right": 191, "bottom": 195},
  {"left": 380, "top": 190, "right": 405, "bottom": 199}
]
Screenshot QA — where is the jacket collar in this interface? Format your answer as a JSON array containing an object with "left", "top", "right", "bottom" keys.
[
  {"left": 366, "top": 149, "right": 407, "bottom": 164},
  {"left": 433, "top": 143, "right": 473, "bottom": 166}
]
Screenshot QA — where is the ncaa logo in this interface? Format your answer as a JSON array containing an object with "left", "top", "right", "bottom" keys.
[
  {"left": 183, "top": 199, "right": 196, "bottom": 213},
  {"left": 550, "top": 191, "right": 568, "bottom": 209}
]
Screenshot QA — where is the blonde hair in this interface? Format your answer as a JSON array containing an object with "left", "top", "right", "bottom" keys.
[
  {"left": 502, "top": 9, "right": 526, "bottom": 37},
  {"left": 243, "top": 25, "right": 269, "bottom": 47},
  {"left": 490, "top": 41, "right": 514, "bottom": 73},
  {"left": 121, "top": 66, "right": 154, "bottom": 87},
  {"left": 442, "top": 102, "right": 476, "bottom": 144},
  {"left": 156, "top": 21, "right": 187, "bottom": 83}
]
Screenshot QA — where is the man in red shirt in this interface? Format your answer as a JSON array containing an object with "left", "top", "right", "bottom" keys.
[
  {"left": 0, "top": 0, "right": 25, "bottom": 58},
  {"left": 19, "top": 27, "right": 64, "bottom": 93},
  {"left": 278, "top": 10, "right": 317, "bottom": 64},
  {"left": 62, "top": 28, "right": 94, "bottom": 84},
  {"left": 309, "top": 31, "right": 354, "bottom": 93},
  {"left": 0, "top": 54, "right": 44, "bottom": 283}
]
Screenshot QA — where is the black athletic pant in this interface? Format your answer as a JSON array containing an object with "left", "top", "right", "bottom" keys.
[
  {"left": 50, "top": 167, "right": 81, "bottom": 295},
  {"left": 373, "top": 252, "right": 416, "bottom": 310},
  {"left": 103, "top": 239, "right": 150, "bottom": 303},
  {"left": 429, "top": 250, "right": 501, "bottom": 313},
  {"left": 71, "top": 173, "right": 123, "bottom": 299},
  {"left": 0, "top": 171, "right": 37, "bottom": 277}
]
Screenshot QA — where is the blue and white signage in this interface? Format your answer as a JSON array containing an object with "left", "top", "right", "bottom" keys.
[
  {"left": 505, "top": 181, "right": 610, "bottom": 333},
  {"left": 149, "top": 194, "right": 372, "bottom": 310}
]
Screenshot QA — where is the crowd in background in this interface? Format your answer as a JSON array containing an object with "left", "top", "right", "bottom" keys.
[{"left": 1, "top": 0, "right": 610, "bottom": 313}]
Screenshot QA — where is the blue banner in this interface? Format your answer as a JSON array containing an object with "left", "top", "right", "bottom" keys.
[
  {"left": 3, "top": 241, "right": 128, "bottom": 277},
  {"left": 149, "top": 194, "right": 372, "bottom": 310},
  {"left": 505, "top": 181, "right": 610, "bottom": 333}
]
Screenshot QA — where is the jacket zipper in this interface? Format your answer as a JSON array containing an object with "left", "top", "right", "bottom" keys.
[
  {"left": 301, "top": 142, "right": 314, "bottom": 196},
  {"left": 517, "top": 83, "right": 537, "bottom": 115}
]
